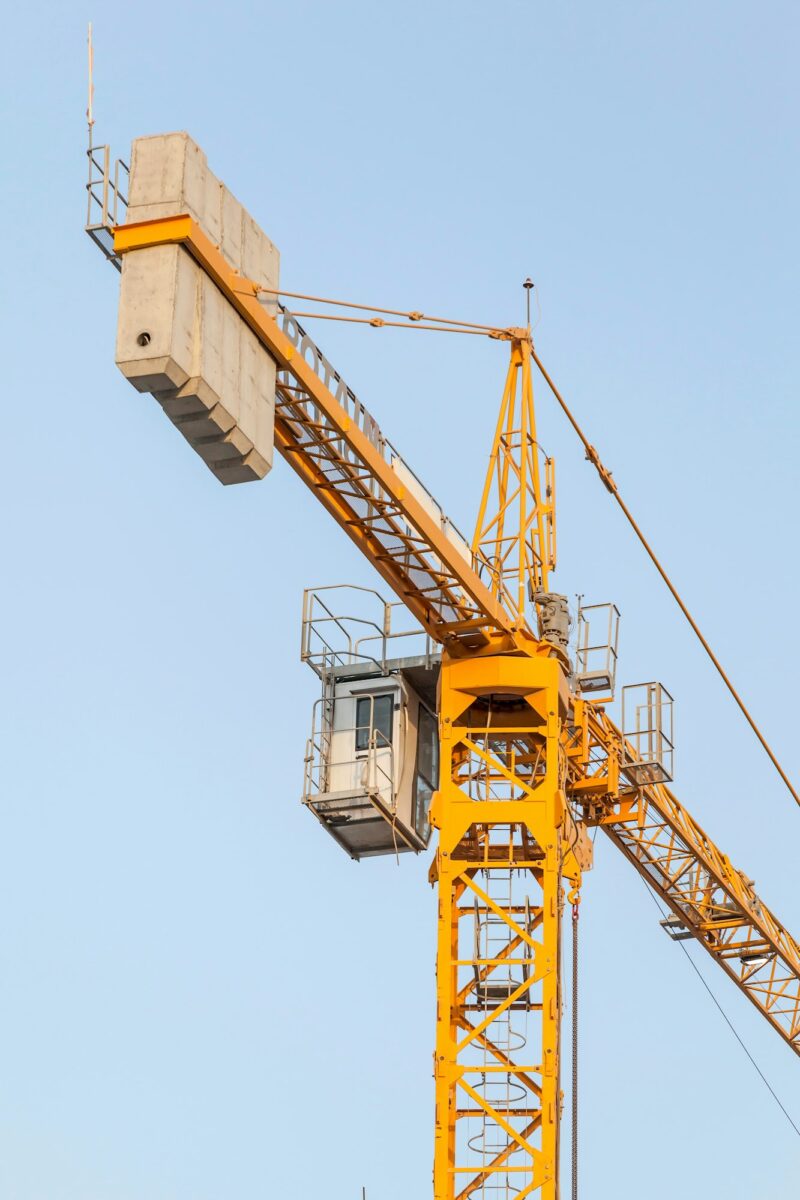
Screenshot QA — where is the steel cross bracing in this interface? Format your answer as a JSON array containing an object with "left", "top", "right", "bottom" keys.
[{"left": 566, "top": 701, "right": 800, "bottom": 1052}]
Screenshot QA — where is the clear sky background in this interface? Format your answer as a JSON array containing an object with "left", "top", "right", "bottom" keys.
[{"left": 1, "top": 2, "right": 799, "bottom": 1197}]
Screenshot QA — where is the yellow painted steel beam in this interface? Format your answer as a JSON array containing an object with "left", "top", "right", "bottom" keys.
[{"left": 569, "top": 701, "right": 800, "bottom": 1053}]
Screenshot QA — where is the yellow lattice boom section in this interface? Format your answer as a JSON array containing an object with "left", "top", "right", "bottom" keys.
[{"left": 566, "top": 700, "right": 800, "bottom": 1052}]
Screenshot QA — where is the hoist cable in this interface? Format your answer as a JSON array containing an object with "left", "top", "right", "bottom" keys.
[
  {"left": 530, "top": 345, "right": 800, "bottom": 812},
  {"left": 571, "top": 900, "right": 580, "bottom": 1200},
  {"left": 640, "top": 880, "right": 800, "bottom": 1138}
]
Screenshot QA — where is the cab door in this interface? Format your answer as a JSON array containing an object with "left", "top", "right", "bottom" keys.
[{"left": 354, "top": 691, "right": 396, "bottom": 805}]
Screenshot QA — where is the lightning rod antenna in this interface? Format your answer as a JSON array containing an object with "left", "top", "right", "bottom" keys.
[
  {"left": 87, "top": 22, "right": 95, "bottom": 152},
  {"left": 523, "top": 276, "right": 534, "bottom": 332}
]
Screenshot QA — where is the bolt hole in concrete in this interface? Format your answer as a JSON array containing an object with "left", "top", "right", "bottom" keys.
[{"left": 137, "top": 331, "right": 151, "bottom": 346}]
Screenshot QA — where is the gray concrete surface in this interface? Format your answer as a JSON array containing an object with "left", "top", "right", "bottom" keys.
[{"left": 115, "top": 133, "right": 279, "bottom": 484}]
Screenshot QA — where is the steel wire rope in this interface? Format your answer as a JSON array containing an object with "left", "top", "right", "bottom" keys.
[
  {"left": 282, "top": 311, "right": 494, "bottom": 336},
  {"left": 638, "top": 877, "right": 800, "bottom": 1139},
  {"left": 529, "top": 346, "right": 800, "bottom": 813},
  {"left": 256, "top": 284, "right": 505, "bottom": 333},
  {"left": 571, "top": 898, "right": 579, "bottom": 1200}
]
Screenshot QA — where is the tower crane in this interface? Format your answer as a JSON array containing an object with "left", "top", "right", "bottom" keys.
[{"left": 86, "top": 130, "right": 800, "bottom": 1200}]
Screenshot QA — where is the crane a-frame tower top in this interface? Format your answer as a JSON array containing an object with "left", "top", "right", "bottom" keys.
[{"left": 87, "top": 130, "right": 800, "bottom": 1200}]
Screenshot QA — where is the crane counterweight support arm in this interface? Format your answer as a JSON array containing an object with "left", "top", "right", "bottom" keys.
[{"left": 113, "top": 216, "right": 514, "bottom": 645}]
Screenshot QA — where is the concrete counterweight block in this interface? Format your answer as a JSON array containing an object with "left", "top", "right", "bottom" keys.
[
  {"left": 115, "top": 244, "right": 195, "bottom": 394},
  {"left": 114, "top": 132, "right": 280, "bottom": 485}
]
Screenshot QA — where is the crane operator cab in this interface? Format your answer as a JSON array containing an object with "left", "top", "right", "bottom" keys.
[{"left": 300, "top": 586, "right": 440, "bottom": 860}]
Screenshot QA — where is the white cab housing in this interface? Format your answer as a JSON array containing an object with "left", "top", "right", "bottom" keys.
[{"left": 304, "top": 668, "right": 438, "bottom": 860}]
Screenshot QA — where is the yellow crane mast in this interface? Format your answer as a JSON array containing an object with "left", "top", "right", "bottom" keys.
[{"left": 89, "top": 137, "right": 800, "bottom": 1200}]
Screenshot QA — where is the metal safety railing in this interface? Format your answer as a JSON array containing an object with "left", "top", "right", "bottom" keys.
[
  {"left": 85, "top": 140, "right": 129, "bottom": 267},
  {"left": 574, "top": 601, "right": 620, "bottom": 698},
  {"left": 301, "top": 585, "right": 437, "bottom": 680},
  {"left": 621, "top": 681, "right": 674, "bottom": 785}
]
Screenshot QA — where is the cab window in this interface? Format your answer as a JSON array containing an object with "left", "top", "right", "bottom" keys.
[
  {"left": 355, "top": 694, "right": 393, "bottom": 752},
  {"left": 413, "top": 705, "right": 438, "bottom": 841}
]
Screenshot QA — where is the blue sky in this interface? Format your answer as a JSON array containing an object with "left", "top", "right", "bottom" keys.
[{"left": 1, "top": 2, "right": 799, "bottom": 1197}]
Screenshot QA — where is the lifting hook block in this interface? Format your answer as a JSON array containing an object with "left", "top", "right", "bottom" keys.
[{"left": 567, "top": 884, "right": 581, "bottom": 918}]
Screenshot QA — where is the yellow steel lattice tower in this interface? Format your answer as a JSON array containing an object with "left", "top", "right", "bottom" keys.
[{"left": 432, "top": 337, "right": 586, "bottom": 1200}]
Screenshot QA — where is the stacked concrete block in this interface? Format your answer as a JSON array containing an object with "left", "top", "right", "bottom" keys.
[{"left": 115, "top": 133, "right": 279, "bottom": 484}]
